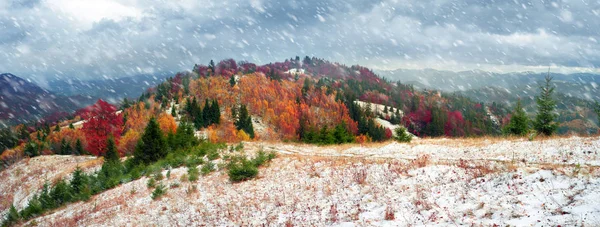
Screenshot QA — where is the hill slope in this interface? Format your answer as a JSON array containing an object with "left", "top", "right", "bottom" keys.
[{"left": 2, "top": 137, "right": 599, "bottom": 226}]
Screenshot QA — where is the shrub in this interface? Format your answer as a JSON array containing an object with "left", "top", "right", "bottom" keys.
[
  {"left": 234, "top": 142, "right": 244, "bottom": 151},
  {"left": 185, "top": 156, "right": 203, "bottom": 167},
  {"left": 207, "top": 149, "right": 220, "bottom": 161},
  {"left": 147, "top": 178, "right": 156, "bottom": 189},
  {"left": 393, "top": 127, "right": 412, "bottom": 143},
  {"left": 151, "top": 184, "right": 167, "bottom": 200},
  {"left": 253, "top": 150, "right": 276, "bottom": 167},
  {"left": 154, "top": 172, "right": 164, "bottom": 181},
  {"left": 227, "top": 157, "right": 258, "bottom": 182},
  {"left": 188, "top": 166, "right": 199, "bottom": 182},
  {"left": 201, "top": 162, "right": 215, "bottom": 175}
]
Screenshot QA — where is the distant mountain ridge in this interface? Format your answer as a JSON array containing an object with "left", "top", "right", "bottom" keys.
[
  {"left": 378, "top": 68, "right": 600, "bottom": 134},
  {"left": 47, "top": 73, "right": 172, "bottom": 102},
  {"left": 0, "top": 73, "right": 95, "bottom": 126},
  {"left": 378, "top": 68, "right": 600, "bottom": 101}
]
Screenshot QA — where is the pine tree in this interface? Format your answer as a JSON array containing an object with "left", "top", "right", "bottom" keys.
[
  {"left": 229, "top": 75, "right": 236, "bottom": 87},
  {"left": 50, "top": 179, "right": 73, "bottom": 206},
  {"left": 593, "top": 101, "right": 600, "bottom": 123},
  {"left": 235, "top": 104, "right": 254, "bottom": 138},
  {"left": 203, "top": 99, "right": 211, "bottom": 126},
  {"left": 75, "top": 139, "right": 85, "bottom": 155},
  {"left": 133, "top": 118, "right": 167, "bottom": 164},
  {"left": 302, "top": 78, "right": 311, "bottom": 98},
  {"left": 18, "top": 126, "right": 29, "bottom": 141},
  {"left": 104, "top": 137, "right": 120, "bottom": 163},
  {"left": 533, "top": 74, "right": 558, "bottom": 136},
  {"left": 185, "top": 97, "right": 193, "bottom": 116},
  {"left": 169, "top": 120, "right": 198, "bottom": 150},
  {"left": 54, "top": 124, "right": 60, "bottom": 132},
  {"left": 70, "top": 167, "right": 87, "bottom": 195},
  {"left": 211, "top": 100, "right": 220, "bottom": 125},
  {"left": 39, "top": 182, "right": 54, "bottom": 210},
  {"left": 24, "top": 142, "right": 38, "bottom": 157},
  {"left": 60, "top": 138, "right": 72, "bottom": 155},
  {"left": 171, "top": 105, "right": 177, "bottom": 117},
  {"left": 504, "top": 99, "right": 529, "bottom": 136},
  {"left": 122, "top": 98, "right": 131, "bottom": 109},
  {"left": 208, "top": 60, "right": 215, "bottom": 76},
  {"left": 69, "top": 123, "right": 75, "bottom": 129},
  {"left": 4, "top": 204, "right": 20, "bottom": 226}
]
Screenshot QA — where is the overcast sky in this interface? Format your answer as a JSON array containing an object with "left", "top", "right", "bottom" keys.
[{"left": 1, "top": 0, "right": 600, "bottom": 82}]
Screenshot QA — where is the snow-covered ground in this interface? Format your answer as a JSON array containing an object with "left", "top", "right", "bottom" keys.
[
  {"left": 0, "top": 156, "right": 100, "bottom": 213},
  {"left": 354, "top": 100, "right": 403, "bottom": 118},
  {"left": 285, "top": 68, "right": 305, "bottom": 75},
  {"left": 2, "top": 136, "right": 600, "bottom": 226}
]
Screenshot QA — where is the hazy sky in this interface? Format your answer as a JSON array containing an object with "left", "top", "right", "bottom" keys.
[{"left": 1, "top": 0, "right": 600, "bottom": 81}]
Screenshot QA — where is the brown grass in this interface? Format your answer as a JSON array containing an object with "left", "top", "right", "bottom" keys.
[
  {"left": 385, "top": 205, "right": 395, "bottom": 220},
  {"left": 353, "top": 167, "right": 368, "bottom": 185},
  {"left": 412, "top": 155, "right": 431, "bottom": 168}
]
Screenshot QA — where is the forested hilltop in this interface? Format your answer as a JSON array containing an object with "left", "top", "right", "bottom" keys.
[{"left": 3, "top": 56, "right": 586, "bottom": 168}]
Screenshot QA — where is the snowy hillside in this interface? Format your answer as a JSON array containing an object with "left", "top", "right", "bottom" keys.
[{"left": 2, "top": 136, "right": 599, "bottom": 226}]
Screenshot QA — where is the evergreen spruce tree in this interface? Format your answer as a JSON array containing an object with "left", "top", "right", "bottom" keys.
[
  {"left": 122, "top": 98, "right": 131, "bottom": 109},
  {"left": 50, "top": 179, "right": 73, "bottom": 206},
  {"left": 208, "top": 59, "right": 215, "bottom": 74},
  {"left": 200, "top": 99, "right": 208, "bottom": 126},
  {"left": 75, "top": 139, "right": 85, "bottom": 155},
  {"left": 54, "top": 124, "right": 60, "bottom": 132},
  {"left": 185, "top": 97, "right": 193, "bottom": 116},
  {"left": 24, "top": 142, "right": 38, "bottom": 157},
  {"left": 104, "top": 137, "right": 120, "bottom": 163},
  {"left": 235, "top": 105, "right": 255, "bottom": 138},
  {"left": 302, "top": 78, "right": 311, "bottom": 98},
  {"left": 170, "top": 120, "right": 198, "bottom": 150},
  {"left": 229, "top": 75, "right": 236, "bottom": 87},
  {"left": 171, "top": 105, "right": 177, "bottom": 117},
  {"left": 39, "top": 182, "right": 54, "bottom": 210},
  {"left": 69, "top": 123, "right": 75, "bottom": 129},
  {"left": 533, "top": 74, "right": 558, "bottom": 136},
  {"left": 133, "top": 118, "right": 167, "bottom": 164},
  {"left": 60, "top": 138, "right": 72, "bottom": 155},
  {"left": 504, "top": 99, "right": 529, "bottom": 136},
  {"left": 19, "top": 126, "right": 29, "bottom": 141},
  {"left": 3, "top": 204, "right": 20, "bottom": 226},
  {"left": 70, "top": 167, "right": 88, "bottom": 196},
  {"left": 594, "top": 101, "right": 600, "bottom": 123},
  {"left": 211, "top": 100, "right": 221, "bottom": 125}
]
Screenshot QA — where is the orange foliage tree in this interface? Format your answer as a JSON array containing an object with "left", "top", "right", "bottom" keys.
[{"left": 158, "top": 113, "right": 177, "bottom": 135}]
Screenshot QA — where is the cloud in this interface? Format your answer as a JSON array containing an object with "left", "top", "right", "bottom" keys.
[{"left": 0, "top": 0, "right": 599, "bottom": 81}]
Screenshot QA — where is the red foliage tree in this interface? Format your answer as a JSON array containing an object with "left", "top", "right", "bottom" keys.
[
  {"left": 81, "top": 100, "right": 123, "bottom": 156},
  {"left": 445, "top": 111, "right": 465, "bottom": 137}
]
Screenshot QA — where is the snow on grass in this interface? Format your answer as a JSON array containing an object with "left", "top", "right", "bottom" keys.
[
  {"left": 5, "top": 136, "right": 600, "bottom": 226},
  {"left": 0, "top": 155, "right": 100, "bottom": 216},
  {"left": 354, "top": 100, "right": 403, "bottom": 118},
  {"left": 285, "top": 68, "right": 305, "bottom": 75}
]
